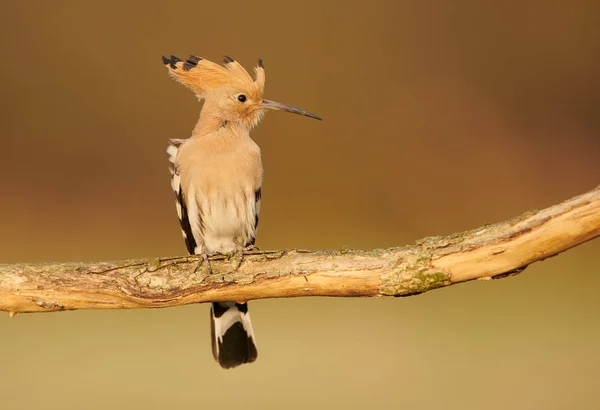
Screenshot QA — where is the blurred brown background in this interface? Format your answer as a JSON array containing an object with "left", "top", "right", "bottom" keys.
[{"left": 1, "top": 0, "right": 599, "bottom": 409}]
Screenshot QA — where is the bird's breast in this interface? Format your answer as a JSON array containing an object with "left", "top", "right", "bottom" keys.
[{"left": 177, "top": 134, "right": 263, "bottom": 253}]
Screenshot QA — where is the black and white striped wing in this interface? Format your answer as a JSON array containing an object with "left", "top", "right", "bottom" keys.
[
  {"left": 167, "top": 138, "right": 198, "bottom": 255},
  {"left": 246, "top": 187, "right": 261, "bottom": 248}
]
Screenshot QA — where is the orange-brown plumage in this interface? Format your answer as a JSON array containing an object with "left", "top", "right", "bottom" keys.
[{"left": 163, "top": 55, "right": 268, "bottom": 131}]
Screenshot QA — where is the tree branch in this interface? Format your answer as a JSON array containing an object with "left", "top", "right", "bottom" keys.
[{"left": 1, "top": 187, "right": 599, "bottom": 314}]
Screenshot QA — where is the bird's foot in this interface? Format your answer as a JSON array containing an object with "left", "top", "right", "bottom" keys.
[
  {"left": 226, "top": 247, "right": 246, "bottom": 272},
  {"left": 194, "top": 252, "right": 213, "bottom": 275}
]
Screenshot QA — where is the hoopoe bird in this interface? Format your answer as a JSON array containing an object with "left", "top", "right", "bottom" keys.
[{"left": 162, "top": 54, "right": 321, "bottom": 368}]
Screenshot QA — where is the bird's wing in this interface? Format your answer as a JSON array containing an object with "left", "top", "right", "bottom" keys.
[
  {"left": 247, "top": 187, "right": 261, "bottom": 248},
  {"left": 167, "top": 138, "right": 199, "bottom": 255}
]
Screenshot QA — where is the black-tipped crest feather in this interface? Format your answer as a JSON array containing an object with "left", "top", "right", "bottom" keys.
[
  {"left": 162, "top": 54, "right": 262, "bottom": 98},
  {"left": 188, "top": 55, "right": 202, "bottom": 64}
]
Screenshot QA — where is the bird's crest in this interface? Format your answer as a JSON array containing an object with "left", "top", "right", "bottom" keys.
[{"left": 162, "top": 55, "right": 265, "bottom": 100}]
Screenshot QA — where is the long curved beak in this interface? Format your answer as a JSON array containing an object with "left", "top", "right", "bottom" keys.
[{"left": 259, "top": 99, "right": 322, "bottom": 120}]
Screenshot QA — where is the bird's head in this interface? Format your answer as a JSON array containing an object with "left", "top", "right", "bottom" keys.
[{"left": 162, "top": 55, "right": 321, "bottom": 129}]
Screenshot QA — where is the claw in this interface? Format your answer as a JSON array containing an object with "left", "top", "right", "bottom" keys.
[
  {"left": 194, "top": 253, "right": 213, "bottom": 275},
  {"left": 234, "top": 248, "right": 244, "bottom": 271},
  {"left": 225, "top": 247, "right": 245, "bottom": 273}
]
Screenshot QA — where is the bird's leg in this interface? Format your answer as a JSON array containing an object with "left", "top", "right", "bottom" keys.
[
  {"left": 227, "top": 244, "right": 257, "bottom": 272},
  {"left": 245, "top": 244, "right": 259, "bottom": 252},
  {"left": 194, "top": 246, "right": 213, "bottom": 275},
  {"left": 226, "top": 248, "right": 243, "bottom": 272}
]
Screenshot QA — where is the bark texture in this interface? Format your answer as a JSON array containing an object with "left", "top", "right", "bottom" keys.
[{"left": 1, "top": 187, "right": 598, "bottom": 314}]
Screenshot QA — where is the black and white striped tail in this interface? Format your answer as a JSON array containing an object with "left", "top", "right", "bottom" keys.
[{"left": 211, "top": 302, "right": 258, "bottom": 369}]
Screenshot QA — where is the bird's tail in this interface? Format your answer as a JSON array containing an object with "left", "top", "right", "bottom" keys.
[{"left": 210, "top": 302, "right": 258, "bottom": 369}]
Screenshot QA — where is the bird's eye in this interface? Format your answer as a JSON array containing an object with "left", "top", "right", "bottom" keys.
[{"left": 237, "top": 94, "right": 247, "bottom": 103}]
